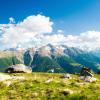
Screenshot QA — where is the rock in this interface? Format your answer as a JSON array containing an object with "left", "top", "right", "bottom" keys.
[
  {"left": 85, "top": 76, "right": 97, "bottom": 82},
  {"left": 60, "top": 89, "right": 74, "bottom": 95},
  {"left": 0, "top": 74, "right": 11, "bottom": 81},
  {"left": 79, "top": 76, "right": 85, "bottom": 80},
  {"left": 11, "top": 76, "right": 25, "bottom": 80},
  {"left": 45, "top": 78, "right": 53, "bottom": 83},
  {"left": 78, "top": 83, "right": 86, "bottom": 86},
  {"left": 0, "top": 73, "right": 25, "bottom": 80},
  {"left": 32, "top": 92, "right": 38, "bottom": 97},
  {"left": 60, "top": 74, "right": 71, "bottom": 79},
  {"left": 79, "top": 76, "right": 97, "bottom": 82},
  {"left": 5, "top": 64, "right": 32, "bottom": 73}
]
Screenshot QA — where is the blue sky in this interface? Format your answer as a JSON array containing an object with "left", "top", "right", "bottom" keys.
[
  {"left": 0, "top": 0, "right": 100, "bottom": 50},
  {"left": 0, "top": 0, "right": 100, "bottom": 34}
]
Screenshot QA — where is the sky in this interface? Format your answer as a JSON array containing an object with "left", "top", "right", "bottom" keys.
[{"left": 0, "top": 0, "right": 100, "bottom": 50}]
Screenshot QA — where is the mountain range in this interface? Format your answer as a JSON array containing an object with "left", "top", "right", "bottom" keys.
[{"left": 0, "top": 44, "right": 100, "bottom": 73}]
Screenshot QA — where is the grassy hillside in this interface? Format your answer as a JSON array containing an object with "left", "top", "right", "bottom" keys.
[
  {"left": 0, "top": 57, "right": 21, "bottom": 72},
  {"left": 72, "top": 54, "right": 100, "bottom": 72},
  {"left": 54, "top": 55, "right": 82, "bottom": 73},
  {"left": 32, "top": 55, "right": 64, "bottom": 73},
  {"left": 0, "top": 73, "right": 100, "bottom": 100}
]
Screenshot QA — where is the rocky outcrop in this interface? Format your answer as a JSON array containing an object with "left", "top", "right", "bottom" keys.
[
  {"left": 60, "top": 74, "right": 71, "bottom": 79},
  {"left": 5, "top": 64, "right": 32, "bottom": 73},
  {"left": 79, "top": 76, "right": 97, "bottom": 82},
  {"left": 79, "top": 67, "right": 96, "bottom": 82}
]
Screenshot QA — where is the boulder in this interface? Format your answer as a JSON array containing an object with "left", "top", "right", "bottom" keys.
[
  {"left": 5, "top": 64, "right": 32, "bottom": 73},
  {"left": 60, "top": 74, "right": 71, "bottom": 79},
  {"left": 79, "top": 76, "right": 97, "bottom": 82},
  {"left": 79, "top": 67, "right": 96, "bottom": 82},
  {"left": 84, "top": 76, "right": 97, "bottom": 82}
]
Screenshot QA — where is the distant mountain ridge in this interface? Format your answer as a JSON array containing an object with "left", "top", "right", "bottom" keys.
[{"left": 0, "top": 44, "right": 100, "bottom": 73}]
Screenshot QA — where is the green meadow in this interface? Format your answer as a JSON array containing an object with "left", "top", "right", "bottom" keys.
[{"left": 0, "top": 73, "right": 100, "bottom": 100}]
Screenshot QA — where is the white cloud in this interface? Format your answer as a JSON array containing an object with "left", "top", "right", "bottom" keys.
[
  {"left": 0, "top": 14, "right": 100, "bottom": 51},
  {"left": 57, "top": 29, "right": 64, "bottom": 33},
  {"left": 35, "top": 31, "right": 100, "bottom": 51},
  {"left": 65, "top": 31, "right": 100, "bottom": 50},
  {"left": 9, "top": 17, "right": 15, "bottom": 23},
  {"left": 0, "top": 14, "right": 53, "bottom": 49}
]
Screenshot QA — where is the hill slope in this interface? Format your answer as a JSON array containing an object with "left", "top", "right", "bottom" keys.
[{"left": 0, "top": 73, "right": 100, "bottom": 100}]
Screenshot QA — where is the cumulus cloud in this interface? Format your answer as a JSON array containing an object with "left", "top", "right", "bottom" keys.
[
  {"left": 37, "top": 31, "right": 100, "bottom": 51},
  {"left": 65, "top": 31, "right": 100, "bottom": 50},
  {"left": 23, "top": 31, "right": 100, "bottom": 51},
  {"left": 0, "top": 14, "right": 53, "bottom": 49},
  {"left": 0, "top": 14, "right": 100, "bottom": 51}
]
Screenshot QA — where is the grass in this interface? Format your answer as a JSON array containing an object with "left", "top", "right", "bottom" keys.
[{"left": 0, "top": 73, "right": 100, "bottom": 100}]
